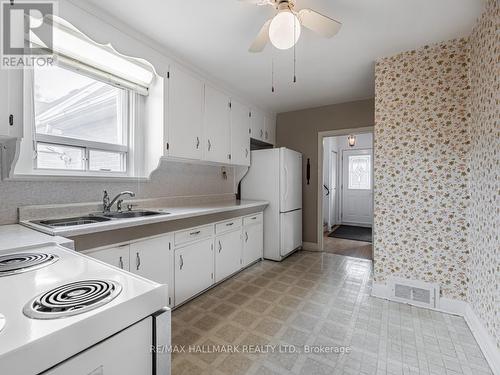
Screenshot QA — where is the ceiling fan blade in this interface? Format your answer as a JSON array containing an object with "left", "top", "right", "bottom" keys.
[
  {"left": 238, "top": 0, "right": 273, "bottom": 6},
  {"left": 298, "top": 9, "right": 342, "bottom": 38},
  {"left": 249, "top": 19, "right": 272, "bottom": 53}
]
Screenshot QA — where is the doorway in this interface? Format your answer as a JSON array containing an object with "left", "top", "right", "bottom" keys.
[{"left": 318, "top": 129, "right": 374, "bottom": 260}]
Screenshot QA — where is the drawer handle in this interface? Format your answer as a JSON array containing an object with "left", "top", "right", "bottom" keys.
[
  {"left": 245, "top": 232, "right": 248, "bottom": 242},
  {"left": 218, "top": 240, "right": 222, "bottom": 253},
  {"left": 119, "top": 256, "right": 124, "bottom": 270},
  {"left": 251, "top": 216, "right": 257, "bottom": 220},
  {"left": 226, "top": 222, "right": 234, "bottom": 226},
  {"left": 190, "top": 230, "right": 201, "bottom": 236},
  {"left": 180, "top": 255, "right": 184, "bottom": 270},
  {"left": 135, "top": 252, "right": 141, "bottom": 270}
]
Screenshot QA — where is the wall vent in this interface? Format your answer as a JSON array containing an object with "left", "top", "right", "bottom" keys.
[{"left": 388, "top": 277, "right": 439, "bottom": 308}]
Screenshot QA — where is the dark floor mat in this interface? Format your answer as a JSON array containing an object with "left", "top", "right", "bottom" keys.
[{"left": 328, "top": 225, "right": 372, "bottom": 242}]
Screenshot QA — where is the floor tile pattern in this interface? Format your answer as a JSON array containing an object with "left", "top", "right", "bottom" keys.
[{"left": 172, "top": 251, "right": 492, "bottom": 375}]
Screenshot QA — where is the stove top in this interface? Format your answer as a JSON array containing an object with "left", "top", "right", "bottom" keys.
[
  {"left": 0, "top": 313, "right": 5, "bottom": 333},
  {"left": 24, "top": 279, "right": 122, "bottom": 319},
  {"left": 0, "top": 252, "right": 59, "bottom": 276}
]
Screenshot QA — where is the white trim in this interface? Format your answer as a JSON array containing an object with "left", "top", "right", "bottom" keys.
[
  {"left": 465, "top": 304, "right": 500, "bottom": 375},
  {"left": 302, "top": 241, "right": 319, "bottom": 251},
  {"left": 317, "top": 126, "right": 374, "bottom": 252},
  {"left": 371, "top": 282, "right": 500, "bottom": 375}
]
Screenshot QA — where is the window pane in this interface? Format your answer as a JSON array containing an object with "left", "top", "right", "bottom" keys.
[
  {"left": 36, "top": 143, "right": 84, "bottom": 170},
  {"left": 34, "top": 64, "right": 126, "bottom": 145},
  {"left": 89, "top": 150, "right": 125, "bottom": 172},
  {"left": 348, "top": 155, "right": 371, "bottom": 190}
]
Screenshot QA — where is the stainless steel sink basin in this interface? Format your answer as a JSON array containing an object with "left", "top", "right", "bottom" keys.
[
  {"left": 32, "top": 216, "right": 112, "bottom": 228},
  {"left": 100, "top": 210, "right": 168, "bottom": 219}
]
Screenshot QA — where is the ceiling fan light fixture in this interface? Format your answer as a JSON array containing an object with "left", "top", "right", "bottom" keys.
[{"left": 268, "top": 9, "right": 301, "bottom": 50}]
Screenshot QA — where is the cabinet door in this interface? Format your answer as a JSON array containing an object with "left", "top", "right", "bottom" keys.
[
  {"left": 215, "top": 229, "right": 242, "bottom": 282},
  {"left": 243, "top": 223, "right": 263, "bottom": 267},
  {"left": 230, "top": 100, "right": 250, "bottom": 166},
  {"left": 174, "top": 238, "right": 214, "bottom": 305},
  {"left": 250, "top": 109, "right": 265, "bottom": 141},
  {"left": 265, "top": 116, "right": 276, "bottom": 145},
  {"left": 129, "top": 235, "right": 172, "bottom": 286},
  {"left": 87, "top": 245, "right": 130, "bottom": 271},
  {"left": 0, "top": 69, "right": 23, "bottom": 138},
  {"left": 204, "top": 85, "right": 230, "bottom": 163},
  {"left": 168, "top": 65, "right": 204, "bottom": 160}
]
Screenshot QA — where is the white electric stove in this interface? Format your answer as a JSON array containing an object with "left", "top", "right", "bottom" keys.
[{"left": 0, "top": 245, "right": 170, "bottom": 375}]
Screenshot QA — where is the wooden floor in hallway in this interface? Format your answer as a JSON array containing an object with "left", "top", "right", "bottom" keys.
[{"left": 323, "top": 232, "right": 373, "bottom": 260}]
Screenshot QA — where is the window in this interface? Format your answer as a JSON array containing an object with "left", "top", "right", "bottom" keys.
[
  {"left": 348, "top": 155, "right": 371, "bottom": 190},
  {"left": 33, "top": 64, "right": 131, "bottom": 173}
]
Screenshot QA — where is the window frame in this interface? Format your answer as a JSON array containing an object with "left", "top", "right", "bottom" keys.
[{"left": 31, "top": 62, "right": 135, "bottom": 176}]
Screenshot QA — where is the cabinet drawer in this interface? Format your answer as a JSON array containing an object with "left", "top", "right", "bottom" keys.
[
  {"left": 243, "top": 213, "right": 263, "bottom": 226},
  {"left": 215, "top": 217, "right": 242, "bottom": 234},
  {"left": 174, "top": 225, "right": 213, "bottom": 246}
]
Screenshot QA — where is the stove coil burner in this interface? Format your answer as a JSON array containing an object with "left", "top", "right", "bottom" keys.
[
  {"left": 0, "top": 252, "right": 59, "bottom": 276},
  {"left": 23, "top": 279, "right": 122, "bottom": 319}
]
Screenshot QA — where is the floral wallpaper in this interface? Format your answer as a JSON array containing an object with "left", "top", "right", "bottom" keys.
[
  {"left": 467, "top": 0, "right": 499, "bottom": 350},
  {"left": 373, "top": 38, "right": 471, "bottom": 300}
]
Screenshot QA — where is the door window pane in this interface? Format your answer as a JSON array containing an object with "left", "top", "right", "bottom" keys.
[
  {"left": 348, "top": 155, "right": 371, "bottom": 190},
  {"left": 89, "top": 150, "right": 125, "bottom": 172},
  {"left": 34, "top": 64, "right": 126, "bottom": 146},
  {"left": 36, "top": 143, "right": 84, "bottom": 170}
]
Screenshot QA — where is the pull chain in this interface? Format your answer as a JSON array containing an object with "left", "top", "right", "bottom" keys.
[
  {"left": 293, "top": 13, "right": 297, "bottom": 83},
  {"left": 271, "top": 58, "right": 275, "bottom": 93}
]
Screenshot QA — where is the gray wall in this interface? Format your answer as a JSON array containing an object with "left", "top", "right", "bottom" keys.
[
  {"left": 276, "top": 99, "right": 375, "bottom": 245},
  {"left": 0, "top": 160, "right": 234, "bottom": 225}
]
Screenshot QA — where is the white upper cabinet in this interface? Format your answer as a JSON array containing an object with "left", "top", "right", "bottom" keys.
[
  {"left": 0, "top": 69, "right": 23, "bottom": 138},
  {"left": 167, "top": 65, "right": 204, "bottom": 160},
  {"left": 250, "top": 109, "right": 265, "bottom": 141},
  {"left": 203, "top": 85, "right": 231, "bottom": 163},
  {"left": 230, "top": 100, "right": 251, "bottom": 166},
  {"left": 265, "top": 116, "right": 276, "bottom": 145}
]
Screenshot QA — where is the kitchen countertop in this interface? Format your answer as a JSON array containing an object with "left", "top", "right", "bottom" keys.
[
  {"left": 0, "top": 225, "right": 74, "bottom": 251},
  {"left": 21, "top": 199, "right": 268, "bottom": 238}
]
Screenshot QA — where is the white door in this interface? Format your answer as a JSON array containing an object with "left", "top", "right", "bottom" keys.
[
  {"left": 280, "top": 148, "right": 302, "bottom": 212},
  {"left": 265, "top": 116, "right": 276, "bottom": 145},
  {"left": 329, "top": 150, "right": 338, "bottom": 228},
  {"left": 43, "top": 318, "right": 152, "bottom": 375},
  {"left": 243, "top": 222, "right": 263, "bottom": 267},
  {"left": 174, "top": 238, "right": 214, "bottom": 305},
  {"left": 204, "top": 85, "right": 230, "bottom": 163},
  {"left": 280, "top": 209, "right": 302, "bottom": 257},
  {"left": 129, "top": 235, "right": 172, "bottom": 286},
  {"left": 215, "top": 229, "right": 242, "bottom": 282},
  {"left": 341, "top": 149, "right": 373, "bottom": 226},
  {"left": 230, "top": 100, "right": 250, "bottom": 166},
  {"left": 87, "top": 245, "right": 130, "bottom": 271},
  {"left": 250, "top": 109, "right": 265, "bottom": 141},
  {"left": 168, "top": 65, "right": 204, "bottom": 160}
]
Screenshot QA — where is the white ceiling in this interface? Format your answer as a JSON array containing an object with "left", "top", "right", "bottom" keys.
[{"left": 83, "top": 0, "right": 485, "bottom": 113}]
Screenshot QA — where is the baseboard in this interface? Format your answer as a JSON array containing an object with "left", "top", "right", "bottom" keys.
[
  {"left": 464, "top": 304, "right": 500, "bottom": 375},
  {"left": 371, "top": 282, "right": 499, "bottom": 375},
  {"left": 302, "top": 241, "right": 319, "bottom": 251}
]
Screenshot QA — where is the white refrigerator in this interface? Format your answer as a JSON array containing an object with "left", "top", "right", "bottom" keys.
[{"left": 241, "top": 147, "right": 302, "bottom": 261}]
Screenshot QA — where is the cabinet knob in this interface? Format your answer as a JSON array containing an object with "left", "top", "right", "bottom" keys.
[
  {"left": 196, "top": 137, "right": 200, "bottom": 149},
  {"left": 245, "top": 232, "right": 249, "bottom": 242},
  {"left": 218, "top": 240, "right": 222, "bottom": 253},
  {"left": 245, "top": 148, "right": 249, "bottom": 158},
  {"left": 208, "top": 139, "right": 212, "bottom": 151},
  {"left": 179, "top": 255, "right": 184, "bottom": 270}
]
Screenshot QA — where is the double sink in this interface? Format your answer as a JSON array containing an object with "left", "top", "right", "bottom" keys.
[{"left": 31, "top": 210, "right": 168, "bottom": 229}]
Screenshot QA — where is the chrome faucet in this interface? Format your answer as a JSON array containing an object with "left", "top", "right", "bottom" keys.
[{"left": 102, "top": 190, "right": 136, "bottom": 212}]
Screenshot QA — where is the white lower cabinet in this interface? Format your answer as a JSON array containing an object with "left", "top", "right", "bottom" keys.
[
  {"left": 215, "top": 229, "right": 242, "bottom": 282},
  {"left": 243, "top": 221, "right": 264, "bottom": 267},
  {"left": 174, "top": 238, "right": 214, "bottom": 305},
  {"left": 129, "top": 235, "right": 172, "bottom": 286},
  {"left": 88, "top": 245, "right": 130, "bottom": 271}
]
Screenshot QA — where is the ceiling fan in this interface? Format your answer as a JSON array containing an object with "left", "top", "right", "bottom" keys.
[{"left": 240, "top": 0, "right": 342, "bottom": 52}]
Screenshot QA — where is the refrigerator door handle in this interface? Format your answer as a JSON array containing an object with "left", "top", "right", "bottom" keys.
[{"left": 283, "top": 166, "right": 289, "bottom": 203}]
